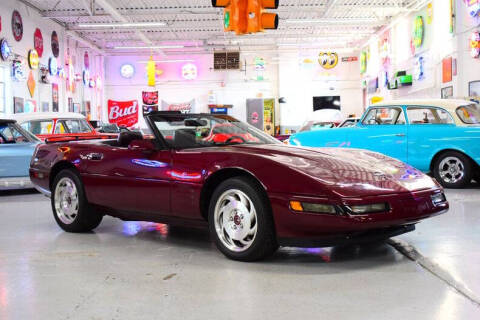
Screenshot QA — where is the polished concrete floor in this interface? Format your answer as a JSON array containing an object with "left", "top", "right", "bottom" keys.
[{"left": 0, "top": 186, "right": 479, "bottom": 320}]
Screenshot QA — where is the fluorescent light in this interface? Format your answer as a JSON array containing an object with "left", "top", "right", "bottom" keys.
[
  {"left": 113, "top": 45, "right": 185, "bottom": 49},
  {"left": 285, "top": 18, "right": 380, "bottom": 24},
  {"left": 77, "top": 22, "right": 166, "bottom": 28},
  {"left": 138, "top": 59, "right": 195, "bottom": 63}
]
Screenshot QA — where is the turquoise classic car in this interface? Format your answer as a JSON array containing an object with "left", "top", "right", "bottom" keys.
[
  {"left": 0, "top": 119, "right": 40, "bottom": 190},
  {"left": 288, "top": 99, "right": 480, "bottom": 188}
]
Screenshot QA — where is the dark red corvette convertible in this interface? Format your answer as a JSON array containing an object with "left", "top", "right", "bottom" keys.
[{"left": 30, "top": 112, "right": 448, "bottom": 261}]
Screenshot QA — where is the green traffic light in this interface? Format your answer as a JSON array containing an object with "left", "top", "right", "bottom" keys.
[{"left": 224, "top": 11, "right": 230, "bottom": 28}]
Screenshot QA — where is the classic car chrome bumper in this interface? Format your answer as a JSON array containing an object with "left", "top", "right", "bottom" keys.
[{"left": 0, "top": 177, "right": 34, "bottom": 190}]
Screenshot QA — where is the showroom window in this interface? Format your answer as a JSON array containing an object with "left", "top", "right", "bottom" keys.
[
  {"left": 406, "top": 107, "right": 454, "bottom": 125},
  {"left": 362, "top": 107, "right": 405, "bottom": 125}
]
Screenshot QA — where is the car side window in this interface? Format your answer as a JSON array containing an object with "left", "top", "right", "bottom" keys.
[
  {"left": 23, "top": 120, "right": 53, "bottom": 135},
  {"left": 362, "top": 107, "right": 405, "bottom": 125},
  {"left": 0, "top": 124, "right": 28, "bottom": 144},
  {"left": 55, "top": 120, "right": 68, "bottom": 134},
  {"left": 406, "top": 107, "right": 454, "bottom": 125}
]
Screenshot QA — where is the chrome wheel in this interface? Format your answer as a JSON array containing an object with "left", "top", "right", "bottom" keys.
[
  {"left": 439, "top": 157, "right": 465, "bottom": 184},
  {"left": 213, "top": 189, "right": 257, "bottom": 252},
  {"left": 54, "top": 177, "right": 79, "bottom": 225}
]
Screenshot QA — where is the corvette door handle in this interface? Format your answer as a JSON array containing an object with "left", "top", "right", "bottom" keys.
[
  {"left": 395, "top": 133, "right": 406, "bottom": 137},
  {"left": 84, "top": 152, "right": 104, "bottom": 161}
]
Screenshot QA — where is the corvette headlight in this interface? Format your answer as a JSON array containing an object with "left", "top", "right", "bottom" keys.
[
  {"left": 347, "top": 203, "right": 388, "bottom": 214},
  {"left": 290, "top": 201, "right": 337, "bottom": 214}
]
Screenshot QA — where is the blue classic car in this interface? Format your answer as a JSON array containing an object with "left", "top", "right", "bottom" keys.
[
  {"left": 288, "top": 100, "right": 480, "bottom": 188},
  {"left": 0, "top": 119, "right": 40, "bottom": 190}
]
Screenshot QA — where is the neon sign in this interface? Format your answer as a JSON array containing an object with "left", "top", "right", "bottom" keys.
[
  {"left": 464, "top": 0, "right": 480, "bottom": 17},
  {"left": 0, "top": 38, "right": 11, "bottom": 61},
  {"left": 470, "top": 31, "right": 480, "bottom": 58}
]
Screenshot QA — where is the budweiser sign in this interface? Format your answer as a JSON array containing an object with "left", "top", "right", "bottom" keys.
[{"left": 107, "top": 99, "right": 139, "bottom": 127}]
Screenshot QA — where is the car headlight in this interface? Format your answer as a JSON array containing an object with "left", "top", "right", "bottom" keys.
[
  {"left": 346, "top": 203, "right": 389, "bottom": 214},
  {"left": 290, "top": 201, "right": 337, "bottom": 214}
]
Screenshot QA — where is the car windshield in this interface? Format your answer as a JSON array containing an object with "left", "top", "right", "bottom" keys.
[
  {"left": 0, "top": 122, "right": 40, "bottom": 144},
  {"left": 58, "top": 119, "right": 94, "bottom": 133},
  {"left": 456, "top": 104, "right": 480, "bottom": 124},
  {"left": 150, "top": 114, "right": 280, "bottom": 149}
]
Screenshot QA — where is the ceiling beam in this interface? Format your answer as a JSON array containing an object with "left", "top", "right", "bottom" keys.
[{"left": 93, "top": 0, "right": 163, "bottom": 53}]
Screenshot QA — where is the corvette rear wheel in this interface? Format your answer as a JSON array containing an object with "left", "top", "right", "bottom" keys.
[
  {"left": 51, "top": 169, "right": 102, "bottom": 232},
  {"left": 433, "top": 151, "right": 472, "bottom": 189},
  {"left": 208, "top": 177, "right": 278, "bottom": 261}
]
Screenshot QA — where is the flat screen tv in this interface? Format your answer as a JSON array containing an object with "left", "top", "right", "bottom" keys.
[{"left": 313, "top": 96, "right": 341, "bottom": 111}]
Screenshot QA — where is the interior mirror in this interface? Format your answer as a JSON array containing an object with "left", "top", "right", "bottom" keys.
[
  {"left": 128, "top": 139, "right": 155, "bottom": 153},
  {"left": 184, "top": 119, "right": 208, "bottom": 127}
]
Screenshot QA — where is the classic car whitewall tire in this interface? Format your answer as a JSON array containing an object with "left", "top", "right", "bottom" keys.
[
  {"left": 433, "top": 151, "right": 472, "bottom": 189},
  {"left": 51, "top": 169, "right": 102, "bottom": 232},
  {"left": 208, "top": 177, "right": 278, "bottom": 261}
]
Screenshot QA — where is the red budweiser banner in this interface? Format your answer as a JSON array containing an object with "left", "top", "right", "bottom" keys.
[{"left": 108, "top": 99, "right": 139, "bottom": 127}]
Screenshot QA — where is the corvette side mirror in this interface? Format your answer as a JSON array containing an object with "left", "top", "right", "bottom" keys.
[{"left": 128, "top": 140, "right": 155, "bottom": 153}]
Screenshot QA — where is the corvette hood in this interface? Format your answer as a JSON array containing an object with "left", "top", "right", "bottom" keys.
[{"left": 232, "top": 144, "right": 438, "bottom": 197}]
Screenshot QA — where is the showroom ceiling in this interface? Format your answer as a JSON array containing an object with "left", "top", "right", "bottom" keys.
[{"left": 21, "top": 0, "right": 429, "bottom": 55}]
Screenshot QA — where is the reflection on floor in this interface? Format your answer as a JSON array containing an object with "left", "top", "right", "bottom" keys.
[{"left": 0, "top": 185, "right": 479, "bottom": 320}]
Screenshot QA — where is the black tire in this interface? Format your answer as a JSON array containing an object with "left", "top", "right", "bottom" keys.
[
  {"left": 51, "top": 169, "right": 102, "bottom": 232},
  {"left": 433, "top": 151, "right": 472, "bottom": 188},
  {"left": 208, "top": 176, "right": 278, "bottom": 261}
]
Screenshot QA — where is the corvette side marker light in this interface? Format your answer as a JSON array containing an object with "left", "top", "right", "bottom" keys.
[{"left": 289, "top": 201, "right": 303, "bottom": 212}]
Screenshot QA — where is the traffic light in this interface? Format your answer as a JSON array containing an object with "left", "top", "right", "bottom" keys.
[
  {"left": 212, "top": 0, "right": 278, "bottom": 35},
  {"left": 247, "top": 0, "right": 279, "bottom": 33},
  {"left": 212, "top": 0, "right": 248, "bottom": 35}
]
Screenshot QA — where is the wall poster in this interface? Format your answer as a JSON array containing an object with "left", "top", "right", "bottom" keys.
[
  {"left": 142, "top": 91, "right": 159, "bottom": 115},
  {"left": 13, "top": 97, "right": 24, "bottom": 113},
  {"left": 52, "top": 83, "right": 59, "bottom": 112},
  {"left": 442, "top": 57, "right": 453, "bottom": 83},
  {"left": 107, "top": 99, "right": 139, "bottom": 127}
]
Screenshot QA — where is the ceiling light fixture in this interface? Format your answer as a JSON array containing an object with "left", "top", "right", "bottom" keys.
[
  {"left": 138, "top": 59, "right": 195, "bottom": 63},
  {"left": 77, "top": 22, "right": 167, "bottom": 28},
  {"left": 285, "top": 18, "right": 380, "bottom": 24},
  {"left": 113, "top": 45, "right": 185, "bottom": 49}
]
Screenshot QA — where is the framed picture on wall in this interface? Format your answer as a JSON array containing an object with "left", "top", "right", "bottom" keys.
[
  {"left": 41, "top": 102, "right": 49, "bottom": 112},
  {"left": 468, "top": 81, "right": 480, "bottom": 96},
  {"left": 68, "top": 97, "right": 73, "bottom": 112},
  {"left": 73, "top": 103, "right": 80, "bottom": 113},
  {"left": 52, "top": 83, "right": 59, "bottom": 112},
  {"left": 442, "top": 57, "right": 453, "bottom": 83},
  {"left": 13, "top": 97, "right": 24, "bottom": 113},
  {"left": 441, "top": 86, "right": 453, "bottom": 99}
]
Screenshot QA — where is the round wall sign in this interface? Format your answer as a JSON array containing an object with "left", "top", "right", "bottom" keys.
[
  {"left": 120, "top": 63, "right": 135, "bottom": 78},
  {"left": 48, "top": 57, "right": 58, "bottom": 76},
  {"left": 34, "top": 28, "right": 44, "bottom": 57},
  {"left": 0, "top": 38, "right": 12, "bottom": 61},
  {"left": 84, "top": 51, "right": 90, "bottom": 69},
  {"left": 318, "top": 52, "right": 339, "bottom": 69},
  {"left": 51, "top": 31, "right": 59, "bottom": 58},
  {"left": 28, "top": 49, "right": 39, "bottom": 69},
  {"left": 11, "top": 10, "right": 23, "bottom": 42},
  {"left": 182, "top": 63, "right": 197, "bottom": 80},
  {"left": 413, "top": 16, "right": 424, "bottom": 48}
]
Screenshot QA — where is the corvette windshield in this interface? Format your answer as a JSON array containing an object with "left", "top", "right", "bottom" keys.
[{"left": 151, "top": 114, "right": 280, "bottom": 149}]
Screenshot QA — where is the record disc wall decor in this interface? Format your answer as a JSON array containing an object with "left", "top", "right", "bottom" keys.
[
  {"left": 51, "top": 31, "right": 59, "bottom": 58},
  {"left": 11, "top": 10, "right": 23, "bottom": 41},
  {"left": 34, "top": 28, "right": 44, "bottom": 57}
]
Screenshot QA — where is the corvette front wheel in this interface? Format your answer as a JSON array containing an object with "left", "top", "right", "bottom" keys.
[{"left": 208, "top": 177, "right": 278, "bottom": 261}]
